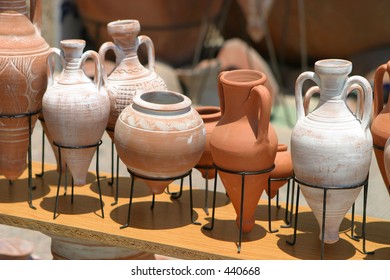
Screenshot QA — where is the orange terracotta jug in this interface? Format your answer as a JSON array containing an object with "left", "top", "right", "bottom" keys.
[
  {"left": 372, "top": 61, "right": 390, "bottom": 195},
  {"left": 210, "top": 69, "right": 278, "bottom": 233},
  {"left": 0, "top": 0, "right": 50, "bottom": 180}
]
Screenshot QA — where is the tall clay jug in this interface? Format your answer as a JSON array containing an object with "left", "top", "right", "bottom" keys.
[
  {"left": 99, "top": 19, "right": 167, "bottom": 140},
  {"left": 210, "top": 69, "right": 278, "bottom": 233},
  {"left": 371, "top": 61, "right": 390, "bottom": 195},
  {"left": 42, "top": 40, "right": 110, "bottom": 186},
  {"left": 291, "top": 59, "right": 373, "bottom": 244},
  {"left": 0, "top": 0, "right": 50, "bottom": 180}
]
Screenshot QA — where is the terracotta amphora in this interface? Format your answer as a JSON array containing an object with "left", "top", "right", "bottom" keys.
[
  {"left": 0, "top": 0, "right": 50, "bottom": 180},
  {"left": 266, "top": 144, "right": 293, "bottom": 199},
  {"left": 371, "top": 61, "right": 390, "bottom": 195},
  {"left": 99, "top": 19, "right": 167, "bottom": 140},
  {"left": 42, "top": 40, "right": 110, "bottom": 186},
  {"left": 291, "top": 59, "right": 373, "bottom": 244},
  {"left": 210, "top": 69, "right": 278, "bottom": 233},
  {"left": 115, "top": 90, "right": 205, "bottom": 194},
  {"left": 195, "top": 106, "right": 221, "bottom": 179}
]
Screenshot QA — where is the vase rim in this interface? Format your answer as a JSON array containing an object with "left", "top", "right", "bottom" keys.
[
  {"left": 133, "top": 90, "right": 192, "bottom": 112},
  {"left": 220, "top": 69, "right": 266, "bottom": 87},
  {"left": 195, "top": 106, "right": 221, "bottom": 121},
  {"left": 107, "top": 19, "right": 140, "bottom": 33},
  {"left": 60, "top": 39, "right": 86, "bottom": 49},
  {"left": 315, "top": 59, "right": 352, "bottom": 75}
]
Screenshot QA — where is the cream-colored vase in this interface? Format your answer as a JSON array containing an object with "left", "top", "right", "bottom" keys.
[
  {"left": 115, "top": 90, "right": 205, "bottom": 194},
  {"left": 99, "top": 19, "right": 167, "bottom": 140},
  {"left": 291, "top": 59, "right": 372, "bottom": 244},
  {"left": 42, "top": 39, "right": 110, "bottom": 186}
]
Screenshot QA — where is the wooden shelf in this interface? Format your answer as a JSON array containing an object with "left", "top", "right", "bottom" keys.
[{"left": 0, "top": 162, "right": 389, "bottom": 260}]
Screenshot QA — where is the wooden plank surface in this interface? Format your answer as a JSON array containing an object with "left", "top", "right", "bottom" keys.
[{"left": 0, "top": 162, "right": 389, "bottom": 260}]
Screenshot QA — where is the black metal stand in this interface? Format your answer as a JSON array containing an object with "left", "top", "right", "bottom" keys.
[
  {"left": 203, "top": 163, "right": 275, "bottom": 253},
  {"left": 0, "top": 109, "right": 41, "bottom": 209},
  {"left": 194, "top": 164, "right": 215, "bottom": 215},
  {"left": 35, "top": 116, "right": 46, "bottom": 177},
  {"left": 287, "top": 175, "right": 374, "bottom": 259},
  {"left": 52, "top": 140, "right": 104, "bottom": 219},
  {"left": 268, "top": 174, "right": 295, "bottom": 233},
  {"left": 120, "top": 169, "right": 199, "bottom": 229}
]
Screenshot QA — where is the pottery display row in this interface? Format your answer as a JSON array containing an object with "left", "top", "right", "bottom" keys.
[{"left": 2, "top": 0, "right": 390, "bottom": 253}]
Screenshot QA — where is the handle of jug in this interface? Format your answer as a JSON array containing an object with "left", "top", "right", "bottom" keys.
[{"left": 295, "top": 71, "right": 320, "bottom": 121}]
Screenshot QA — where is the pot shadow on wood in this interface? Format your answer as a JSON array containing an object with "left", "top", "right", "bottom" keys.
[
  {"left": 40, "top": 194, "right": 104, "bottom": 217},
  {"left": 354, "top": 220, "right": 390, "bottom": 245},
  {"left": 276, "top": 232, "right": 357, "bottom": 260},
  {"left": 110, "top": 200, "right": 198, "bottom": 230},
  {"left": 363, "top": 247, "right": 390, "bottom": 260},
  {"left": 0, "top": 177, "right": 50, "bottom": 203},
  {"left": 200, "top": 218, "right": 267, "bottom": 244},
  {"left": 90, "top": 177, "right": 151, "bottom": 199},
  {"left": 167, "top": 189, "right": 231, "bottom": 210},
  {"left": 33, "top": 169, "right": 97, "bottom": 187}
]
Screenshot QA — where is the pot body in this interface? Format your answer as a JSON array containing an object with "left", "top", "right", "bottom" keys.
[
  {"left": 195, "top": 106, "right": 221, "bottom": 179},
  {"left": 266, "top": 144, "right": 293, "bottom": 198},
  {"left": 0, "top": 0, "right": 50, "bottom": 180},
  {"left": 42, "top": 40, "right": 110, "bottom": 186},
  {"left": 291, "top": 59, "right": 373, "bottom": 243},
  {"left": 210, "top": 69, "right": 278, "bottom": 233},
  {"left": 99, "top": 19, "right": 167, "bottom": 140},
  {"left": 115, "top": 90, "right": 205, "bottom": 194},
  {"left": 371, "top": 61, "right": 390, "bottom": 195}
]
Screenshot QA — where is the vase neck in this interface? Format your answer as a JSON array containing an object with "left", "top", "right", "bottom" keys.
[
  {"left": 318, "top": 73, "right": 348, "bottom": 101},
  {"left": 221, "top": 84, "right": 252, "bottom": 119},
  {"left": 0, "top": 0, "right": 27, "bottom": 14}
]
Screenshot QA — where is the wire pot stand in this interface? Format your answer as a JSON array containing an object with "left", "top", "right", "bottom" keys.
[
  {"left": 120, "top": 169, "right": 200, "bottom": 230},
  {"left": 287, "top": 175, "right": 374, "bottom": 260},
  {"left": 0, "top": 109, "right": 41, "bottom": 209},
  {"left": 203, "top": 163, "right": 275, "bottom": 253},
  {"left": 268, "top": 174, "right": 296, "bottom": 233},
  {"left": 52, "top": 140, "right": 104, "bottom": 220}
]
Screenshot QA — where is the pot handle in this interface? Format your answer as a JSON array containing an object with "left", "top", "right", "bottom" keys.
[
  {"left": 80, "top": 50, "right": 103, "bottom": 91},
  {"left": 342, "top": 76, "right": 372, "bottom": 130},
  {"left": 98, "top": 42, "right": 123, "bottom": 86},
  {"left": 373, "top": 62, "right": 389, "bottom": 118},
  {"left": 46, "top": 47, "right": 64, "bottom": 88},
  {"left": 217, "top": 71, "right": 226, "bottom": 116},
  {"left": 295, "top": 71, "right": 320, "bottom": 121},
  {"left": 138, "top": 35, "right": 156, "bottom": 72},
  {"left": 303, "top": 85, "right": 320, "bottom": 115},
  {"left": 250, "top": 85, "right": 272, "bottom": 142},
  {"left": 30, "top": 0, "right": 42, "bottom": 33}
]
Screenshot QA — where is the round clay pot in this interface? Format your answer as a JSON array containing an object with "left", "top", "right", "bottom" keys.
[
  {"left": 42, "top": 39, "right": 110, "bottom": 186},
  {"left": 0, "top": 0, "right": 50, "bottom": 180},
  {"left": 291, "top": 59, "right": 373, "bottom": 244},
  {"left": 371, "top": 61, "right": 390, "bottom": 195},
  {"left": 99, "top": 19, "right": 167, "bottom": 141},
  {"left": 115, "top": 90, "right": 206, "bottom": 194},
  {"left": 210, "top": 69, "right": 278, "bottom": 233},
  {"left": 195, "top": 106, "right": 221, "bottom": 179},
  {"left": 266, "top": 144, "right": 293, "bottom": 199}
]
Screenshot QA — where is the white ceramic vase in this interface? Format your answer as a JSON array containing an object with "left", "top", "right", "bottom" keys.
[
  {"left": 42, "top": 40, "right": 110, "bottom": 186},
  {"left": 291, "top": 59, "right": 373, "bottom": 244}
]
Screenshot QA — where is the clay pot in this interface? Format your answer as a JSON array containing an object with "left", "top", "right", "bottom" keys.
[
  {"left": 42, "top": 39, "right": 110, "bottom": 186},
  {"left": 195, "top": 106, "right": 221, "bottom": 179},
  {"left": 266, "top": 144, "right": 293, "bottom": 199},
  {"left": 291, "top": 59, "right": 373, "bottom": 244},
  {"left": 115, "top": 90, "right": 206, "bottom": 194},
  {"left": 0, "top": 0, "right": 50, "bottom": 180},
  {"left": 371, "top": 61, "right": 390, "bottom": 195},
  {"left": 210, "top": 69, "right": 278, "bottom": 233},
  {"left": 50, "top": 236, "right": 156, "bottom": 260},
  {"left": 99, "top": 19, "right": 167, "bottom": 141},
  {"left": 0, "top": 238, "right": 33, "bottom": 260},
  {"left": 76, "top": 0, "right": 224, "bottom": 67}
]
